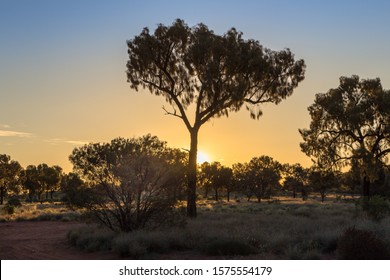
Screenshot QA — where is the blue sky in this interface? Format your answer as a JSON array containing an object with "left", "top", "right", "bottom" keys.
[{"left": 1, "top": 0, "right": 390, "bottom": 171}]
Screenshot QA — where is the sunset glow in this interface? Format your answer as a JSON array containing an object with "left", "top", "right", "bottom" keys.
[
  {"left": 0, "top": 1, "right": 389, "bottom": 173},
  {"left": 197, "top": 151, "right": 210, "bottom": 164}
]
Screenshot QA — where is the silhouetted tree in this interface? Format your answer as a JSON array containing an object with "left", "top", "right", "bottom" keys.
[
  {"left": 232, "top": 156, "right": 282, "bottom": 202},
  {"left": 247, "top": 156, "right": 282, "bottom": 202},
  {"left": 282, "top": 163, "right": 307, "bottom": 199},
  {"left": 219, "top": 166, "right": 234, "bottom": 201},
  {"left": 126, "top": 19, "right": 305, "bottom": 217},
  {"left": 61, "top": 172, "right": 90, "bottom": 208},
  {"left": 300, "top": 76, "right": 390, "bottom": 203},
  {"left": 70, "top": 135, "right": 184, "bottom": 232},
  {"left": 22, "top": 165, "right": 41, "bottom": 202},
  {"left": 198, "top": 162, "right": 212, "bottom": 198},
  {"left": 0, "top": 154, "right": 22, "bottom": 205},
  {"left": 232, "top": 162, "right": 254, "bottom": 201},
  {"left": 308, "top": 167, "right": 340, "bottom": 202},
  {"left": 199, "top": 162, "right": 233, "bottom": 201}
]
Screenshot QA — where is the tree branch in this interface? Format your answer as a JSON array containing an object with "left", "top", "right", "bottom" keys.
[{"left": 162, "top": 106, "right": 183, "bottom": 120}]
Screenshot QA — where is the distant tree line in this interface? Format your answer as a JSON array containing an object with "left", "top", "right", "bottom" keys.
[
  {"left": 0, "top": 154, "right": 63, "bottom": 205},
  {"left": 2, "top": 138, "right": 388, "bottom": 210}
]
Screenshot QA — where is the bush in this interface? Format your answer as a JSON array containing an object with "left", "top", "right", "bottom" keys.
[
  {"left": 112, "top": 235, "right": 147, "bottom": 258},
  {"left": 203, "top": 239, "right": 256, "bottom": 256},
  {"left": 337, "top": 227, "right": 390, "bottom": 259},
  {"left": 7, "top": 197, "right": 22, "bottom": 207},
  {"left": 3, "top": 205, "right": 15, "bottom": 215},
  {"left": 356, "top": 196, "right": 390, "bottom": 221},
  {"left": 67, "top": 226, "right": 115, "bottom": 252}
]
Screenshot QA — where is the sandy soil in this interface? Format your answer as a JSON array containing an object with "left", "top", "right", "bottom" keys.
[{"left": 0, "top": 221, "right": 118, "bottom": 260}]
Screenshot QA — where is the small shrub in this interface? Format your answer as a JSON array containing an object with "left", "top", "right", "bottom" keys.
[
  {"left": 355, "top": 196, "right": 390, "bottom": 221},
  {"left": 112, "top": 235, "right": 147, "bottom": 258},
  {"left": 135, "top": 232, "right": 170, "bottom": 254},
  {"left": 337, "top": 227, "right": 390, "bottom": 259},
  {"left": 203, "top": 239, "right": 256, "bottom": 256},
  {"left": 67, "top": 226, "right": 114, "bottom": 252},
  {"left": 7, "top": 197, "right": 22, "bottom": 207},
  {"left": 3, "top": 205, "right": 15, "bottom": 215}
]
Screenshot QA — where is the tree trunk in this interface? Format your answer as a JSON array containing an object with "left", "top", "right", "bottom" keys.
[
  {"left": 362, "top": 175, "right": 370, "bottom": 210},
  {"left": 363, "top": 175, "right": 370, "bottom": 198},
  {"left": 187, "top": 129, "right": 198, "bottom": 218},
  {"left": 215, "top": 188, "right": 218, "bottom": 201},
  {"left": 0, "top": 186, "right": 4, "bottom": 205},
  {"left": 227, "top": 191, "right": 230, "bottom": 202}
]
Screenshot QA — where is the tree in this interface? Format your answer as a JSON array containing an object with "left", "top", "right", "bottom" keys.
[
  {"left": 38, "top": 164, "right": 62, "bottom": 201},
  {"left": 282, "top": 163, "right": 307, "bottom": 199},
  {"left": 70, "top": 135, "right": 184, "bottom": 232},
  {"left": 61, "top": 172, "right": 91, "bottom": 209},
  {"left": 247, "top": 156, "right": 282, "bottom": 202},
  {"left": 300, "top": 75, "right": 390, "bottom": 201},
  {"left": 232, "top": 156, "right": 282, "bottom": 202},
  {"left": 308, "top": 167, "right": 340, "bottom": 202},
  {"left": 232, "top": 162, "right": 255, "bottom": 201},
  {"left": 126, "top": 19, "right": 306, "bottom": 217},
  {"left": 0, "top": 154, "right": 23, "bottom": 205},
  {"left": 199, "top": 161, "right": 233, "bottom": 201},
  {"left": 22, "top": 165, "right": 41, "bottom": 202}
]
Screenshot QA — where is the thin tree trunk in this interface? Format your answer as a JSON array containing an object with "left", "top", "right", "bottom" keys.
[
  {"left": 187, "top": 129, "right": 198, "bottom": 218},
  {"left": 0, "top": 186, "right": 4, "bottom": 205},
  {"left": 363, "top": 175, "right": 370, "bottom": 198},
  {"left": 362, "top": 175, "right": 370, "bottom": 210}
]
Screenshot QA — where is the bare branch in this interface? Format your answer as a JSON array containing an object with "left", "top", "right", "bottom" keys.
[{"left": 162, "top": 106, "right": 183, "bottom": 120}]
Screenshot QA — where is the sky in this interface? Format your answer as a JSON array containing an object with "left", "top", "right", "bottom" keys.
[{"left": 1, "top": 0, "right": 390, "bottom": 172}]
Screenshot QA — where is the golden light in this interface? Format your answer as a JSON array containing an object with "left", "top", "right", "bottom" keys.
[{"left": 197, "top": 151, "right": 210, "bottom": 164}]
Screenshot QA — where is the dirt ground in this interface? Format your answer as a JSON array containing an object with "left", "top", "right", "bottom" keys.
[{"left": 0, "top": 221, "right": 118, "bottom": 260}]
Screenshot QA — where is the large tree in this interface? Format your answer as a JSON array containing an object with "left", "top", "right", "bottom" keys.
[
  {"left": 299, "top": 75, "right": 390, "bottom": 199},
  {"left": 126, "top": 19, "right": 305, "bottom": 217}
]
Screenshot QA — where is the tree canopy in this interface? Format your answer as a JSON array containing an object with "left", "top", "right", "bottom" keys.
[
  {"left": 0, "top": 154, "right": 22, "bottom": 205},
  {"left": 69, "top": 134, "right": 187, "bottom": 232},
  {"left": 126, "top": 19, "right": 305, "bottom": 217},
  {"left": 299, "top": 75, "right": 390, "bottom": 197}
]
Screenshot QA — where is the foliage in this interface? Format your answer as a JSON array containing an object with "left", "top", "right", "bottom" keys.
[
  {"left": 61, "top": 173, "right": 92, "bottom": 209},
  {"left": 337, "top": 227, "right": 390, "bottom": 259},
  {"left": 69, "top": 134, "right": 187, "bottom": 232},
  {"left": 308, "top": 167, "right": 340, "bottom": 202},
  {"left": 282, "top": 163, "right": 308, "bottom": 199},
  {"left": 67, "top": 225, "right": 115, "bottom": 252},
  {"left": 355, "top": 196, "right": 390, "bottom": 221},
  {"left": 126, "top": 19, "right": 305, "bottom": 217},
  {"left": 22, "top": 164, "right": 62, "bottom": 203},
  {"left": 0, "top": 154, "right": 23, "bottom": 205},
  {"left": 300, "top": 75, "right": 390, "bottom": 198},
  {"left": 199, "top": 162, "right": 233, "bottom": 201},
  {"left": 7, "top": 197, "right": 22, "bottom": 207},
  {"left": 233, "top": 156, "right": 282, "bottom": 202},
  {"left": 3, "top": 205, "right": 15, "bottom": 215}
]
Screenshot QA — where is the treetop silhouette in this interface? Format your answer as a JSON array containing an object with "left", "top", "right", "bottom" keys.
[{"left": 126, "top": 19, "right": 306, "bottom": 217}]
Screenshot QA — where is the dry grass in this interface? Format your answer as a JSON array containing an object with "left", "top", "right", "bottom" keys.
[
  {"left": 4, "top": 197, "right": 389, "bottom": 259},
  {"left": 66, "top": 197, "right": 390, "bottom": 259},
  {"left": 0, "top": 202, "right": 82, "bottom": 222}
]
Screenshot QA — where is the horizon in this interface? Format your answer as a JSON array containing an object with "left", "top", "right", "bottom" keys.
[{"left": 1, "top": 0, "right": 390, "bottom": 173}]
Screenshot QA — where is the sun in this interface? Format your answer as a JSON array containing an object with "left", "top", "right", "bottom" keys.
[{"left": 197, "top": 151, "right": 210, "bottom": 164}]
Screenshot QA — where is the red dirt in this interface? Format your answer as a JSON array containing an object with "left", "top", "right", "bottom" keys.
[{"left": 0, "top": 221, "right": 118, "bottom": 260}]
